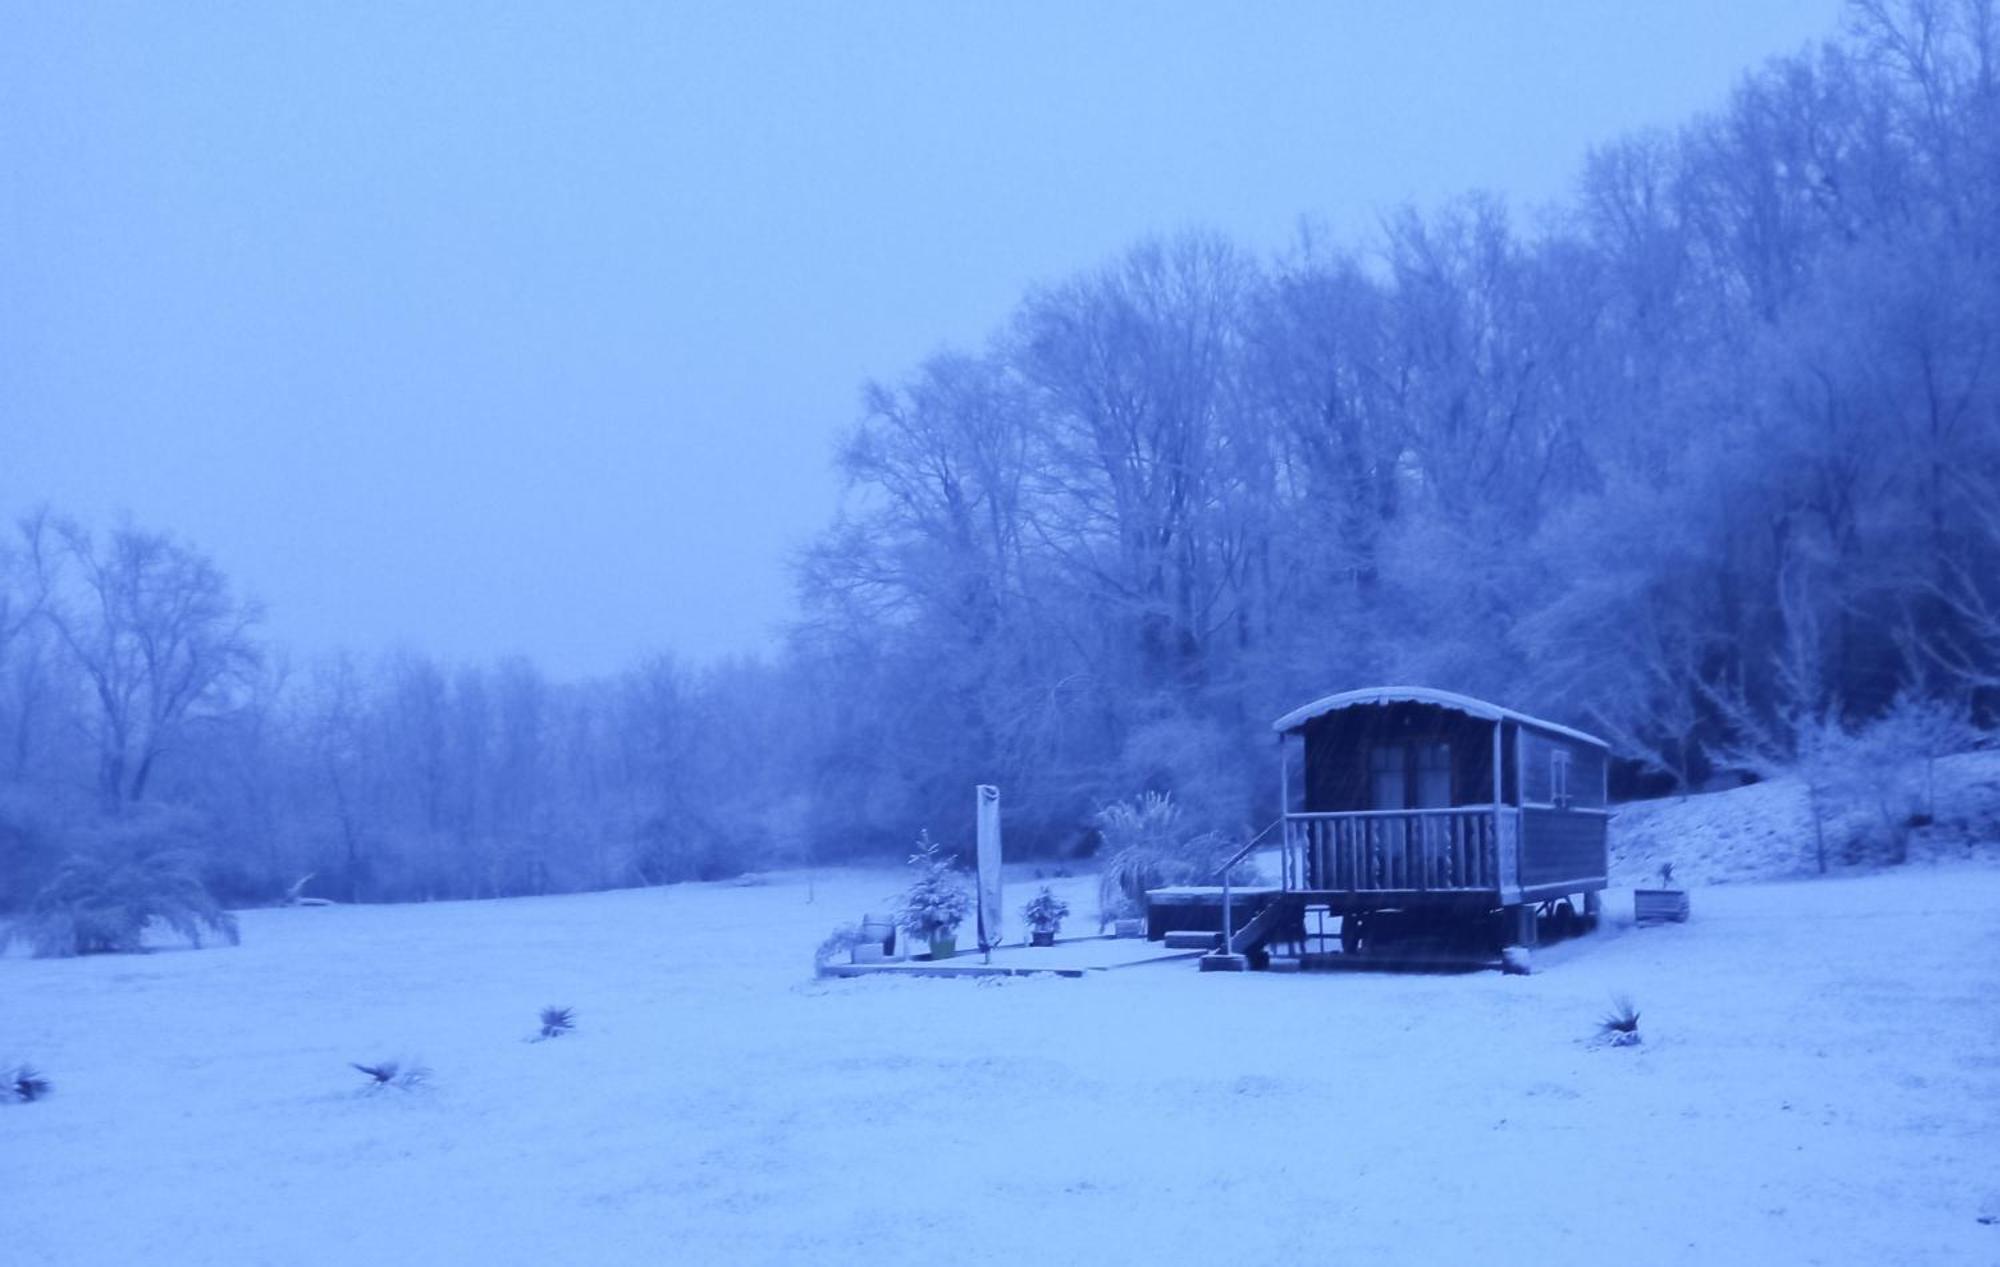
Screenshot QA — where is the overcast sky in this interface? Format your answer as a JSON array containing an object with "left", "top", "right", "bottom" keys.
[{"left": 2, "top": 1, "right": 1844, "bottom": 678}]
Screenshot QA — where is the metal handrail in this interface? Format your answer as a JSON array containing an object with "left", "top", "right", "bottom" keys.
[
  {"left": 1211, "top": 815, "right": 1285, "bottom": 881},
  {"left": 1218, "top": 816, "right": 1285, "bottom": 958}
]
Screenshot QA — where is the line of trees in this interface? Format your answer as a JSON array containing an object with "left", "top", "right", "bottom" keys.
[
  {"left": 794, "top": 0, "right": 2000, "bottom": 849},
  {"left": 3, "top": 0, "right": 1996, "bottom": 913},
  {"left": 0, "top": 514, "right": 809, "bottom": 906}
]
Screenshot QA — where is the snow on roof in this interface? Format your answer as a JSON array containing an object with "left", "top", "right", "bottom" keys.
[{"left": 1271, "top": 685, "right": 1608, "bottom": 748}]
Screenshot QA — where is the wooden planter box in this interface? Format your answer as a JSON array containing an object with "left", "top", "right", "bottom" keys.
[{"left": 1634, "top": 888, "right": 1690, "bottom": 924}]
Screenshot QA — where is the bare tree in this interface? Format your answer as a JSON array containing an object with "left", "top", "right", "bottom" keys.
[
  {"left": 304, "top": 652, "right": 371, "bottom": 901},
  {"left": 27, "top": 517, "right": 262, "bottom": 809},
  {"left": 1702, "top": 554, "right": 1845, "bottom": 872},
  {"left": 1013, "top": 231, "right": 1256, "bottom": 696}
]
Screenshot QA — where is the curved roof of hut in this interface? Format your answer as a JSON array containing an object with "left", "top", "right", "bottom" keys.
[{"left": 1271, "top": 685, "right": 1608, "bottom": 749}]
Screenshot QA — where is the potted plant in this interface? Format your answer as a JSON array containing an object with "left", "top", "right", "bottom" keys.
[
  {"left": 1634, "top": 861, "right": 1690, "bottom": 924},
  {"left": 857, "top": 913, "right": 897, "bottom": 958},
  {"left": 1100, "top": 892, "right": 1147, "bottom": 939},
  {"left": 894, "top": 831, "right": 971, "bottom": 960},
  {"left": 1022, "top": 886, "right": 1070, "bottom": 947}
]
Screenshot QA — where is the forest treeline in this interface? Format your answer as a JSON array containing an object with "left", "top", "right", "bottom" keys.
[{"left": 3, "top": 0, "right": 1997, "bottom": 908}]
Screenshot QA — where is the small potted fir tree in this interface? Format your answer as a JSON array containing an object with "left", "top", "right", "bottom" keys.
[
  {"left": 1021, "top": 886, "right": 1070, "bottom": 947},
  {"left": 895, "top": 831, "right": 972, "bottom": 960}
]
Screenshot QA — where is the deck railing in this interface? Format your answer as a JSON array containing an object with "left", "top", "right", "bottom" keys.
[{"left": 1283, "top": 806, "right": 1499, "bottom": 892}]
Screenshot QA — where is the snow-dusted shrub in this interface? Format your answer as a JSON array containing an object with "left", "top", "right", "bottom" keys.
[
  {"left": 631, "top": 815, "right": 743, "bottom": 886},
  {"left": 1092, "top": 792, "right": 1237, "bottom": 929},
  {"left": 893, "top": 831, "right": 970, "bottom": 944},
  {"left": 5, "top": 820, "right": 239, "bottom": 957},
  {"left": 813, "top": 923, "right": 872, "bottom": 975},
  {"left": 1829, "top": 693, "right": 1983, "bottom": 864},
  {"left": 5, "top": 1063, "right": 51, "bottom": 1103}
]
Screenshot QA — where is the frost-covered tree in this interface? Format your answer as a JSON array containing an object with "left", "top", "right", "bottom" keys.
[{"left": 26, "top": 515, "right": 262, "bottom": 809}]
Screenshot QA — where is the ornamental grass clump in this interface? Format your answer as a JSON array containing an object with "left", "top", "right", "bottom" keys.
[
  {"left": 813, "top": 923, "right": 873, "bottom": 975},
  {"left": 1093, "top": 792, "right": 1236, "bottom": 929},
  {"left": 7, "top": 825, "right": 239, "bottom": 958}
]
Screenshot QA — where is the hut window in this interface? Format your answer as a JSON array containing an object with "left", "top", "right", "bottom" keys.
[
  {"left": 1551, "top": 749, "right": 1572, "bottom": 808},
  {"left": 1369, "top": 745, "right": 1406, "bottom": 810},
  {"left": 1416, "top": 742, "right": 1451, "bottom": 808}
]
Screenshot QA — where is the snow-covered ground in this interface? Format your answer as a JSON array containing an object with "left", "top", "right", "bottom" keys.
[
  {"left": 1612, "top": 750, "right": 2000, "bottom": 886},
  {"left": 6, "top": 853, "right": 1998, "bottom": 1265}
]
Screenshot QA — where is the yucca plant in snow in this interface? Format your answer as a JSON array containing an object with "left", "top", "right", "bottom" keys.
[
  {"left": 538, "top": 1006, "right": 576, "bottom": 1038},
  {"left": 1599, "top": 995, "right": 1642, "bottom": 1046},
  {"left": 350, "top": 1060, "right": 429, "bottom": 1090},
  {"left": 6, "top": 1063, "right": 51, "bottom": 1103}
]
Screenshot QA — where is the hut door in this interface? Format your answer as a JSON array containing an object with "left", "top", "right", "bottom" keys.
[
  {"left": 1416, "top": 743, "right": 1451, "bottom": 886},
  {"left": 1369, "top": 747, "right": 1408, "bottom": 886}
]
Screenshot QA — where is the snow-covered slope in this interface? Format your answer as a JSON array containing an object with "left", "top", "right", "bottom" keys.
[
  {"left": 1611, "top": 749, "right": 2000, "bottom": 886},
  {"left": 5, "top": 858, "right": 1999, "bottom": 1264}
]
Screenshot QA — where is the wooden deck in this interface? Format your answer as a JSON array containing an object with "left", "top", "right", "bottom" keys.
[
  {"left": 824, "top": 935, "right": 1205, "bottom": 979},
  {"left": 822, "top": 961, "right": 1100, "bottom": 979},
  {"left": 1268, "top": 948, "right": 1502, "bottom": 974},
  {"left": 1144, "top": 885, "right": 1281, "bottom": 939}
]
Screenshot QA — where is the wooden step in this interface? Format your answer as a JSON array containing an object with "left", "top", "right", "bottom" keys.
[
  {"left": 1225, "top": 894, "right": 1306, "bottom": 955},
  {"left": 1163, "top": 930, "right": 1222, "bottom": 950},
  {"left": 1197, "top": 952, "right": 1250, "bottom": 972}
]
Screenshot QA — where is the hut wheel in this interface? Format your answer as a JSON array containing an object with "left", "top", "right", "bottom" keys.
[
  {"left": 1550, "top": 899, "right": 1579, "bottom": 941},
  {"left": 1340, "top": 913, "right": 1367, "bottom": 955}
]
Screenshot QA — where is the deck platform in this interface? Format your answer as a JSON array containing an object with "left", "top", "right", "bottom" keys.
[
  {"left": 1144, "top": 885, "right": 1282, "bottom": 939},
  {"left": 824, "top": 934, "right": 1204, "bottom": 979},
  {"left": 821, "top": 961, "right": 1100, "bottom": 979}
]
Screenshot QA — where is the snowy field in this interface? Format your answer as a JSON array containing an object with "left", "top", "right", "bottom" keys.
[{"left": 6, "top": 853, "right": 1999, "bottom": 1266}]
